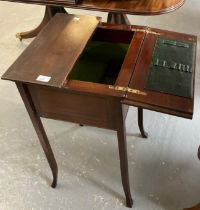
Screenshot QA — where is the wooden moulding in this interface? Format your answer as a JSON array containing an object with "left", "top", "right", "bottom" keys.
[{"left": 5, "top": 0, "right": 186, "bottom": 15}]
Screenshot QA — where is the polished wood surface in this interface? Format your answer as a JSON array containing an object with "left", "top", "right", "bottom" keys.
[
  {"left": 4, "top": 0, "right": 186, "bottom": 15},
  {"left": 16, "top": 83, "right": 58, "bottom": 188},
  {"left": 1, "top": 14, "right": 197, "bottom": 208},
  {"left": 74, "top": 0, "right": 186, "bottom": 15},
  {"left": 28, "top": 85, "right": 118, "bottom": 130},
  {"left": 2, "top": 15, "right": 140, "bottom": 208},
  {"left": 14, "top": 0, "right": 185, "bottom": 40},
  {"left": 115, "top": 102, "right": 133, "bottom": 207},
  {"left": 3, "top": 14, "right": 100, "bottom": 88},
  {"left": 123, "top": 28, "right": 196, "bottom": 119}
]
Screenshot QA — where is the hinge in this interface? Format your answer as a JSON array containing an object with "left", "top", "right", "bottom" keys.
[
  {"left": 127, "top": 88, "right": 147, "bottom": 95},
  {"left": 109, "top": 85, "right": 147, "bottom": 96},
  {"left": 109, "top": 85, "right": 127, "bottom": 92},
  {"left": 132, "top": 28, "right": 160, "bottom": 35},
  {"left": 147, "top": 30, "right": 160, "bottom": 35}
]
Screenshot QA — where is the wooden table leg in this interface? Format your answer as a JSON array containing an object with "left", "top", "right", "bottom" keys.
[
  {"left": 116, "top": 103, "right": 133, "bottom": 208},
  {"left": 16, "top": 83, "right": 58, "bottom": 188},
  {"left": 107, "top": 13, "right": 133, "bottom": 205},
  {"left": 16, "top": 6, "right": 67, "bottom": 41},
  {"left": 138, "top": 108, "right": 148, "bottom": 138}
]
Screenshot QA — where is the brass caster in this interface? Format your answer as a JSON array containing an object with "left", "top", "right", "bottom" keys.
[{"left": 16, "top": 33, "right": 22, "bottom": 41}]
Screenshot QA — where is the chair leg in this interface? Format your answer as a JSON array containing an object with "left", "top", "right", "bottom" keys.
[
  {"left": 138, "top": 107, "right": 148, "bottom": 138},
  {"left": 16, "top": 6, "right": 67, "bottom": 40},
  {"left": 116, "top": 104, "right": 133, "bottom": 208},
  {"left": 16, "top": 83, "right": 58, "bottom": 188}
]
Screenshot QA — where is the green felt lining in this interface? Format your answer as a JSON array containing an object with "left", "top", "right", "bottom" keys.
[{"left": 68, "top": 41, "right": 129, "bottom": 85}]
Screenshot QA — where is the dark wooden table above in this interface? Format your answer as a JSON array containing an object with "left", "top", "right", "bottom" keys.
[
  {"left": 2, "top": 0, "right": 186, "bottom": 41},
  {"left": 2, "top": 0, "right": 186, "bottom": 15}
]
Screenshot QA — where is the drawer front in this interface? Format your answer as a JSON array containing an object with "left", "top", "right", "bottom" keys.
[{"left": 28, "top": 85, "right": 118, "bottom": 129}]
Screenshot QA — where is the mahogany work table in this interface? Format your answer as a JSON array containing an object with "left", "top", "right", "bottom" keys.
[{"left": 1, "top": 14, "right": 197, "bottom": 207}]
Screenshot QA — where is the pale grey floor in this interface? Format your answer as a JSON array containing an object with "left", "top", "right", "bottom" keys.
[{"left": 0, "top": 1, "right": 200, "bottom": 210}]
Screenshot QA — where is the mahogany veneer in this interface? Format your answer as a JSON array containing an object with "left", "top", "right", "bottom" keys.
[
  {"left": 2, "top": 0, "right": 186, "bottom": 15},
  {"left": 1, "top": 14, "right": 197, "bottom": 208}
]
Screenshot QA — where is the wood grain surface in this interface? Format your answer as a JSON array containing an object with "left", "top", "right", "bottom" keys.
[
  {"left": 2, "top": 0, "right": 186, "bottom": 15},
  {"left": 2, "top": 13, "right": 100, "bottom": 88}
]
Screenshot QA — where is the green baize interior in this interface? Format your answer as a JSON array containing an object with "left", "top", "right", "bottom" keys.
[{"left": 68, "top": 41, "right": 129, "bottom": 85}]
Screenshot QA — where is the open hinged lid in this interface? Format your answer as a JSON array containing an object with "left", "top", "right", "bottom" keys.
[
  {"left": 122, "top": 28, "right": 197, "bottom": 119},
  {"left": 64, "top": 23, "right": 147, "bottom": 98},
  {"left": 2, "top": 13, "right": 101, "bottom": 87}
]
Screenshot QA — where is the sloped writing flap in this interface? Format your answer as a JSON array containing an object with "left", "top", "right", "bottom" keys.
[
  {"left": 122, "top": 28, "right": 197, "bottom": 119},
  {"left": 2, "top": 13, "right": 100, "bottom": 88}
]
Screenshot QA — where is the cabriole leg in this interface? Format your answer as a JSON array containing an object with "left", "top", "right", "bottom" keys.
[
  {"left": 16, "top": 6, "right": 67, "bottom": 41},
  {"left": 16, "top": 83, "right": 58, "bottom": 188},
  {"left": 138, "top": 107, "right": 148, "bottom": 138}
]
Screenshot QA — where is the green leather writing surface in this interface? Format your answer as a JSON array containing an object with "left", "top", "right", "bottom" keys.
[{"left": 145, "top": 37, "right": 196, "bottom": 98}]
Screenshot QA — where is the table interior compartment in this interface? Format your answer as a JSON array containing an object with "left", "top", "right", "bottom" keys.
[{"left": 68, "top": 28, "right": 134, "bottom": 85}]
